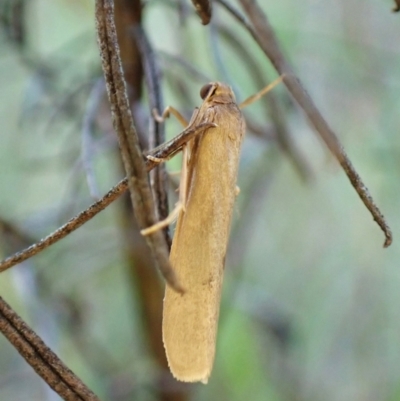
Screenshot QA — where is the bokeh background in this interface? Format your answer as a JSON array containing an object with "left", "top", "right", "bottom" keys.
[{"left": 1, "top": 0, "right": 400, "bottom": 400}]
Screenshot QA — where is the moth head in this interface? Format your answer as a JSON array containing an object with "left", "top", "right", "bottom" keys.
[
  {"left": 200, "top": 82, "right": 236, "bottom": 104},
  {"left": 200, "top": 83, "right": 217, "bottom": 100}
]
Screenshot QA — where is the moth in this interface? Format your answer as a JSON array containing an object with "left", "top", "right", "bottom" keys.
[{"left": 142, "top": 78, "right": 283, "bottom": 383}]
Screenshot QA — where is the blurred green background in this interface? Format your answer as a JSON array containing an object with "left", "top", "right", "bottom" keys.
[{"left": 1, "top": 0, "right": 400, "bottom": 400}]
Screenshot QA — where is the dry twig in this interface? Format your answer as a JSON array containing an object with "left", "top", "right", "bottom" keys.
[
  {"left": 217, "top": 0, "right": 392, "bottom": 247},
  {"left": 0, "top": 297, "right": 100, "bottom": 401},
  {"left": 0, "top": 123, "right": 213, "bottom": 274},
  {"left": 217, "top": 23, "right": 311, "bottom": 181},
  {"left": 95, "top": 0, "right": 183, "bottom": 291}
]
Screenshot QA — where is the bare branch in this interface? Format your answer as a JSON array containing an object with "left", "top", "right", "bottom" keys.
[
  {"left": 0, "top": 123, "right": 213, "bottom": 274},
  {"left": 95, "top": 0, "right": 183, "bottom": 292},
  {"left": 217, "top": 23, "right": 312, "bottom": 181},
  {"left": 0, "top": 178, "right": 127, "bottom": 273},
  {"left": 0, "top": 297, "right": 101, "bottom": 401},
  {"left": 218, "top": 0, "right": 392, "bottom": 247}
]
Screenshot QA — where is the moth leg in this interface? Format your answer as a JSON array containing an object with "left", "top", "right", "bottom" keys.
[
  {"left": 141, "top": 202, "right": 184, "bottom": 236},
  {"left": 153, "top": 107, "right": 189, "bottom": 127},
  {"left": 141, "top": 145, "right": 190, "bottom": 236},
  {"left": 239, "top": 75, "right": 284, "bottom": 110},
  {"left": 146, "top": 154, "right": 171, "bottom": 164},
  {"left": 179, "top": 145, "right": 190, "bottom": 212}
]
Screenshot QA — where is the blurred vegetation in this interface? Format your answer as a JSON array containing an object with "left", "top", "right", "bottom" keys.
[{"left": 1, "top": 0, "right": 400, "bottom": 400}]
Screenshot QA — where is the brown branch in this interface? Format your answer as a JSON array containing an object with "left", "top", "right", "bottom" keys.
[
  {"left": 217, "top": 23, "right": 312, "bottom": 181},
  {"left": 103, "top": 2, "right": 190, "bottom": 399},
  {"left": 190, "top": 0, "right": 212, "bottom": 24},
  {"left": 0, "top": 178, "right": 126, "bottom": 273},
  {"left": 393, "top": 0, "right": 400, "bottom": 12},
  {"left": 113, "top": 0, "right": 143, "bottom": 95},
  {"left": 0, "top": 123, "right": 213, "bottom": 274},
  {"left": 218, "top": 0, "right": 392, "bottom": 247},
  {"left": 0, "top": 297, "right": 101, "bottom": 401},
  {"left": 95, "top": 0, "right": 184, "bottom": 292}
]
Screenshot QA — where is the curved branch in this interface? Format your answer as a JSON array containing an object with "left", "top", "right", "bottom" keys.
[{"left": 217, "top": 0, "right": 392, "bottom": 247}]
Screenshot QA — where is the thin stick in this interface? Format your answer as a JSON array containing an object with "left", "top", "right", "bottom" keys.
[
  {"left": 218, "top": 23, "right": 311, "bottom": 180},
  {"left": 145, "top": 122, "right": 215, "bottom": 161},
  {"left": 218, "top": 0, "right": 392, "bottom": 247},
  {"left": 0, "top": 123, "right": 214, "bottom": 274},
  {"left": 95, "top": 0, "right": 183, "bottom": 292},
  {"left": 0, "top": 179, "right": 127, "bottom": 273},
  {"left": 0, "top": 297, "right": 101, "bottom": 401}
]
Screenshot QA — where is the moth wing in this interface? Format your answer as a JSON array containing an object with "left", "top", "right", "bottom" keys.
[{"left": 162, "top": 104, "right": 245, "bottom": 383}]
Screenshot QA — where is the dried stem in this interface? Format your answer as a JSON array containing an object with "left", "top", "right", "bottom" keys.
[
  {"left": 218, "top": 0, "right": 392, "bottom": 247},
  {"left": 0, "top": 178, "right": 126, "bottom": 273},
  {"left": 217, "top": 23, "right": 312, "bottom": 181},
  {"left": 0, "top": 123, "right": 213, "bottom": 274},
  {"left": 95, "top": 0, "right": 183, "bottom": 292},
  {"left": 0, "top": 297, "right": 101, "bottom": 401}
]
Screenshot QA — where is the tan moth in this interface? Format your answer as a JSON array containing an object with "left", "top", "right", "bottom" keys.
[{"left": 142, "top": 77, "right": 283, "bottom": 383}]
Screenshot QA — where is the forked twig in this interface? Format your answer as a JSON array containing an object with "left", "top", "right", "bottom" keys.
[
  {"left": 0, "top": 123, "right": 214, "bottom": 274},
  {"left": 218, "top": 0, "right": 392, "bottom": 247},
  {"left": 0, "top": 297, "right": 101, "bottom": 401}
]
